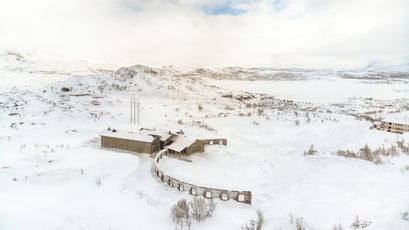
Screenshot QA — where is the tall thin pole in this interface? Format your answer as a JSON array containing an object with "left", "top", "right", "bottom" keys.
[
  {"left": 130, "top": 97, "right": 140, "bottom": 126},
  {"left": 133, "top": 98, "right": 136, "bottom": 125},
  {"left": 137, "top": 99, "right": 140, "bottom": 126},
  {"left": 130, "top": 98, "right": 133, "bottom": 124}
]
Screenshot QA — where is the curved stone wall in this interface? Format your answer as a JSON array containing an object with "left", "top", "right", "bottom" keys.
[{"left": 152, "top": 149, "right": 252, "bottom": 205}]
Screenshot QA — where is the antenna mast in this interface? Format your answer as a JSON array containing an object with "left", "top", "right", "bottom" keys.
[
  {"left": 137, "top": 99, "right": 140, "bottom": 126},
  {"left": 130, "top": 97, "right": 140, "bottom": 126}
]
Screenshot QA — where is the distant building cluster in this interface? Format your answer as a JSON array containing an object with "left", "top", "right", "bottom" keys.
[{"left": 373, "top": 120, "right": 409, "bottom": 134}]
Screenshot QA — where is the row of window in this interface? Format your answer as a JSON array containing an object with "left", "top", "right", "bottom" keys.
[{"left": 382, "top": 122, "right": 409, "bottom": 128}]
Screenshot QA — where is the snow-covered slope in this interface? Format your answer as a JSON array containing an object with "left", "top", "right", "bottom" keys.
[
  {"left": 0, "top": 50, "right": 115, "bottom": 90},
  {"left": 0, "top": 56, "right": 409, "bottom": 230}
]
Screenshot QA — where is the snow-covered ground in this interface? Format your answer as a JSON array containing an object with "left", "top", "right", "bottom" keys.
[{"left": 1, "top": 52, "right": 408, "bottom": 229}]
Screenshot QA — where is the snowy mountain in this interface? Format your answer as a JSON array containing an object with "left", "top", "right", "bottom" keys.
[{"left": 0, "top": 49, "right": 114, "bottom": 76}]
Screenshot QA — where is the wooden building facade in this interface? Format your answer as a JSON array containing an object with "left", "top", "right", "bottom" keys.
[
  {"left": 101, "top": 129, "right": 160, "bottom": 154},
  {"left": 380, "top": 121, "right": 409, "bottom": 134},
  {"left": 101, "top": 128, "right": 207, "bottom": 155},
  {"left": 167, "top": 137, "right": 205, "bottom": 155}
]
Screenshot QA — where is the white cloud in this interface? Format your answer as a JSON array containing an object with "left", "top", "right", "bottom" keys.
[{"left": 0, "top": 0, "right": 407, "bottom": 68}]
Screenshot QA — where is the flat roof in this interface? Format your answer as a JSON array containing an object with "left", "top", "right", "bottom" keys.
[
  {"left": 145, "top": 130, "right": 174, "bottom": 141},
  {"left": 100, "top": 129, "right": 155, "bottom": 143},
  {"left": 167, "top": 136, "right": 197, "bottom": 152}
]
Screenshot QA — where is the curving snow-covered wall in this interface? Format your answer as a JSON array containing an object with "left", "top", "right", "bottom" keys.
[{"left": 152, "top": 149, "right": 252, "bottom": 205}]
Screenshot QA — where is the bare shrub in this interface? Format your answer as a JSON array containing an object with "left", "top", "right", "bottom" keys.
[
  {"left": 401, "top": 165, "right": 409, "bottom": 173},
  {"left": 242, "top": 219, "right": 256, "bottom": 230},
  {"left": 360, "top": 144, "right": 373, "bottom": 162},
  {"left": 189, "top": 197, "right": 216, "bottom": 222},
  {"left": 170, "top": 197, "right": 216, "bottom": 229},
  {"left": 350, "top": 215, "right": 371, "bottom": 229},
  {"left": 397, "top": 140, "right": 409, "bottom": 154},
  {"left": 224, "top": 105, "right": 235, "bottom": 110},
  {"left": 295, "top": 217, "right": 305, "bottom": 230},
  {"left": 242, "top": 209, "right": 264, "bottom": 230},
  {"left": 333, "top": 223, "right": 344, "bottom": 230},
  {"left": 207, "top": 199, "right": 216, "bottom": 218},
  {"left": 256, "top": 209, "right": 264, "bottom": 230},
  {"left": 402, "top": 212, "right": 409, "bottom": 221},
  {"left": 199, "top": 123, "right": 215, "bottom": 131},
  {"left": 295, "top": 120, "right": 300, "bottom": 126},
  {"left": 171, "top": 199, "right": 192, "bottom": 230},
  {"left": 304, "top": 145, "right": 317, "bottom": 156},
  {"left": 334, "top": 142, "right": 405, "bottom": 165},
  {"left": 387, "top": 145, "right": 398, "bottom": 156},
  {"left": 197, "top": 103, "right": 203, "bottom": 112},
  {"left": 336, "top": 150, "right": 358, "bottom": 159},
  {"left": 95, "top": 177, "right": 102, "bottom": 186}
]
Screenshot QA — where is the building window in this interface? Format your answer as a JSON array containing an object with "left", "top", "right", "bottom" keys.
[{"left": 238, "top": 194, "right": 245, "bottom": 202}]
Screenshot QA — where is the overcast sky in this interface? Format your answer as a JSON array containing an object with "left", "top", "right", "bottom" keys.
[{"left": 0, "top": 0, "right": 408, "bottom": 68}]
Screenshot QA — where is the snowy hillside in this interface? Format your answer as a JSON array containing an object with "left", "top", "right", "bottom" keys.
[
  {"left": 0, "top": 50, "right": 115, "bottom": 90},
  {"left": 0, "top": 53, "right": 409, "bottom": 230}
]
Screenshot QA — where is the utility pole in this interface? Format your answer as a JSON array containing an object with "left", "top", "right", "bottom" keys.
[
  {"left": 137, "top": 99, "right": 140, "bottom": 126},
  {"left": 133, "top": 98, "right": 136, "bottom": 125},
  {"left": 130, "top": 97, "right": 140, "bottom": 126},
  {"left": 130, "top": 98, "right": 133, "bottom": 124}
]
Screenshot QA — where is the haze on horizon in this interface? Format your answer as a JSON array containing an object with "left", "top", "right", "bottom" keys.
[{"left": 0, "top": 0, "right": 408, "bottom": 68}]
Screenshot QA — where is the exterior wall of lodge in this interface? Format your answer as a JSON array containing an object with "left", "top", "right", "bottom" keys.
[
  {"left": 101, "top": 135, "right": 159, "bottom": 154},
  {"left": 101, "top": 132, "right": 226, "bottom": 156},
  {"left": 201, "top": 138, "right": 227, "bottom": 146},
  {"left": 186, "top": 140, "right": 205, "bottom": 154},
  {"left": 168, "top": 139, "right": 206, "bottom": 155}
]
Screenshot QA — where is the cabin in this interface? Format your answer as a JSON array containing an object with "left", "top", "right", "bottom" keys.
[
  {"left": 380, "top": 120, "right": 409, "bottom": 134},
  {"left": 100, "top": 128, "right": 160, "bottom": 154},
  {"left": 167, "top": 136, "right": 205, "bottom": 155}
]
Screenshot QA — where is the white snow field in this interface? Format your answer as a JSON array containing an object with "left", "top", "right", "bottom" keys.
[
  {"left": 208, "top": 78, "right": 408, "bottom": 104},
  {"left": 0, "top": 52, "right": 409, "bottom": 229}
]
